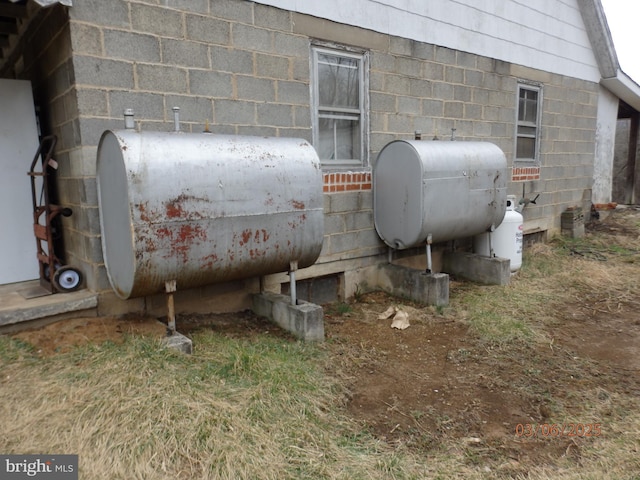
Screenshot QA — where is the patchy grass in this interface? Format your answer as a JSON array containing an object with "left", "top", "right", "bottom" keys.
[
  {"left": 451, "top": 243, "right": 564, "bottom": 346},
  {"left": 0, "top": 331, "right": 444, "bottom": 479}
]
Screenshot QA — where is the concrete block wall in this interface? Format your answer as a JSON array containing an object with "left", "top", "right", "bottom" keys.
[
  {"left": 53, "top": 0, "right": 599, "bottom": 311},
  {"left": 369, "top": 42, "right": 517, "bottom": 157}
]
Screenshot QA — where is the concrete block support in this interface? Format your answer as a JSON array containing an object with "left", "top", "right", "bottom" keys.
[
  {"left": 443, "top": 252, "right": 511, "bottom": 285},
  {"left": 252, "top": 292, "right": 324, "bottom": 341},
  {"left": 162, "top": 330, "right": 193, "bottom": 354},
  {"left": 375, "top": 264, "right": 449, "bottom": 307}
]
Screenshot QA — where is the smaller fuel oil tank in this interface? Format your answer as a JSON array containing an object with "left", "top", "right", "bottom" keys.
[
  {"left": 97, "top": 131, "right": 324, "bottom": 299},
  {"left": 374, "top": 140, "right": 508, "bottom": 249}
]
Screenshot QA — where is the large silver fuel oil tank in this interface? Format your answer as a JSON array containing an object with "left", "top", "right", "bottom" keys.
[
  {"left": 97, "top": 131, "right": 324, "bottom": 299},
  {"left": 373, "top": 140, "right": 508, "bottom": 249}
]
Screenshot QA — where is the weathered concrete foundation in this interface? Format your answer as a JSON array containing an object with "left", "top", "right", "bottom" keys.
[
  {"left": 375, "top": 263, "right": 449, "bottom": 306},
  {"left": 0, "top": 281, "right": 98, "bottom": 332},
  {"left": 443, "top": 252, "right": 511, "bottom": 285},
  {"left": 252, "top": 292, "right": 325, "bottom": 341}
]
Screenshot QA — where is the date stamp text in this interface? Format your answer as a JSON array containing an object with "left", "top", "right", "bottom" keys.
[{"left": 515, "top": 423, "right": 601, "bottom": 438}]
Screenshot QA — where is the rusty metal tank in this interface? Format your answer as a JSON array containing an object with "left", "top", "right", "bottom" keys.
[
  {"left": 373, "top": 140, "right": 508, "bottom": 249},
  {"left": 97, "top": 130, "right": 324, "bottom": 299}
]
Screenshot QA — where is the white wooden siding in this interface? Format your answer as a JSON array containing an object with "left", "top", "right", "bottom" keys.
[{"left": 254, "top": 0, "right": 600, "bottom": 82}]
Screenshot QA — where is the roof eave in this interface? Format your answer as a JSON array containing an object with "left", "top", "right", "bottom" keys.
[
  {"left": 579, "top": 0, "right": 619, "bottom": 78},
  {"left": 601, "top": 71, "right": 640, "bottom": 112}
]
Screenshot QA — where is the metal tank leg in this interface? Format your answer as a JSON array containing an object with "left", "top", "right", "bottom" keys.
[
  {"left": 425, "top": 234, "right": 433, "bottom": 274},
  {"left": 165, "top": 280, "right": 177, "bottom": 335},
  {"left": 289, "top": 261, "right": 298, "bottom": 305}
]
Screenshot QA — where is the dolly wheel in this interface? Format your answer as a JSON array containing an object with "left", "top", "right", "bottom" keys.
[{"left": 54, "top": 266, "right": 83, "bottom": 292}]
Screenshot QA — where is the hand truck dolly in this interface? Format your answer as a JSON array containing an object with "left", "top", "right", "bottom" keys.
[{"left": 27, "top": 134, "right": 83, "bottom": 293}]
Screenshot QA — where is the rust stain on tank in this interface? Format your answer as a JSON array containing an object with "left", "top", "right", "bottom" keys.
[
  {"left": 239, "top": 229, "right": 252, "bottom": 246},
  {"left": 166, "top": 201, "right": 186, "bottom": 219},
  {"left": 290, "top": 200, "right": 305, "bottom": 210},
  {"left": 287, "top": 212, "right": 308, "bottom": 229},
  {"left": 154, "top": 224, "right": 208, "bottom": 263},
  {"left": 144, "top": 237, "right": 157, "bottom": 253},
  {"left": 176, "top": 224, "right": 206, "bottom": 244},
  {"left": 255, "top": 229, "right": 269, "bottom": 243},
  {"left": 238, "top": 229, "right": 270, "bottom": 246},
  {"left": 156, "top": 227, "right": 172, "bottom": 239},
  {"left": 201, "top": 253, "right": 219, "bottom": 269},
  {"left": 165, "top": 194, "right": 210, "bottom": 220},
  {"left": 137, "top": 202, "right": 152, "bottom": 223},
  {"left": 249, "top": 248, "right": 267, "bottom": 259},
  {"left": 137, "top": 232, "right": 158, "bottom": 254}
]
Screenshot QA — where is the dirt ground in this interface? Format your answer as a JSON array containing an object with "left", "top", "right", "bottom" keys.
[
  {"left": 10, "top": 209, "right": 640, "bottom": 471},
  {"left": 11, "top": 315, "right": 168, "bottom": 356},
  {"left": 325, "top": 291, "right": 640, "bottom": 466}
]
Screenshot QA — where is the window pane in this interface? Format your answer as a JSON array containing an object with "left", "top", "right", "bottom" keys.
[
  {"left": 516, "top": 136, "right": 536, "bottom": 159},
  {"left": 518, "top": 88, "right": 538, "bottom": 123},
  {"left": 524, "top": 97, "right": 537, "bottom": 123},
  {"left": 318, "top": 116, "right": 361, "bottom": 161},
  {"left": 318, "top": 53, "right": 360, "bottom": 109},
  {"left": 518, "top": 95, "right": 525, "bottom": 121},
  {"left": 517, "top": 125, "right": 536, "bottom": 136}
]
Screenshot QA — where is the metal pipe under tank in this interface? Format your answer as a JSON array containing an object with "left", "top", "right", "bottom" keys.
[
  {"left": 288, "top": 261, "right": 298, "bottom": 306},
  {"left": 425, "top": 234, "right": 433, "bottom": 273}
]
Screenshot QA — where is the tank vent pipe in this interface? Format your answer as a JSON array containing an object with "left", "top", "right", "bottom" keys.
[
  {"left": 172, "top": 106, "right": 181, "bottom": 132},
  {"left": 289, "top": 260, "right": 298, "bottom": 306},
  {"left": 124, "top": 109, "right": 135, "bottom": 129},
  {"left": 414, "top": 130, "right": 422, "bottom": 140}
]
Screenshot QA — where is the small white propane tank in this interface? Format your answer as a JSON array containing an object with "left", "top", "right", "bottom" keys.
[{"left": 474, "top": 195, "right": 524, "bottom": 272}]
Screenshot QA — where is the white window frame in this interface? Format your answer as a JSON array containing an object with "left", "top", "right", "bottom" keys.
[
  {"left": 515, "top": 82, "right": 542, "bottom": 164},
  {"left": 311, "top": 45, "right": 368, "bottom": 168}
]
